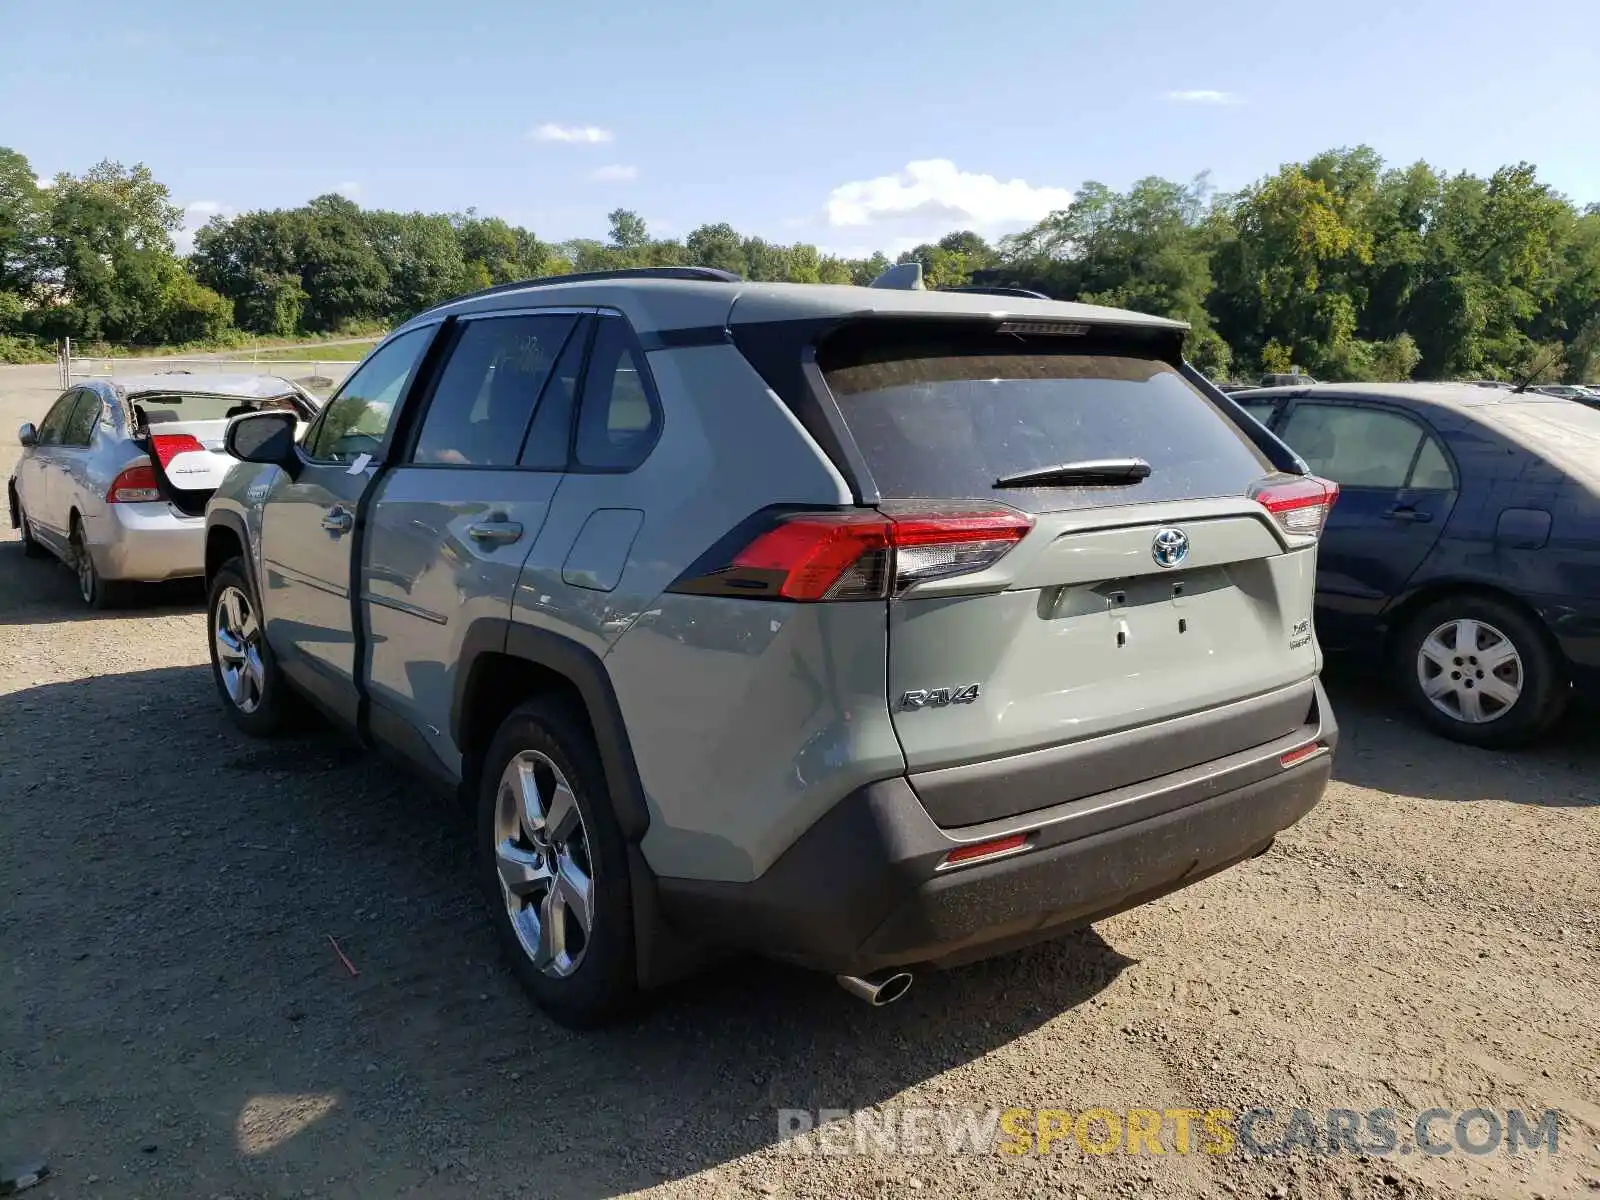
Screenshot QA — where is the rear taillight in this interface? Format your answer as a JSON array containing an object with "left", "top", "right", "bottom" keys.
[
  {"left": 106, "top": 465, "right": 162, "bottom": 504},
  {"left": 1251, "top": 475, "right": 1339, "bottom": 539},
  {"left": 150, "top": 433, "right": 205, "bottom": 467},
  {"left": 673, "top": 507, "right": 1034, "bottom": 601}
]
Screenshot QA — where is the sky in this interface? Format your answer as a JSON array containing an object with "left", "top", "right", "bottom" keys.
[{"left": 5, "top": 0, "right": 1599, "bottom": 257}]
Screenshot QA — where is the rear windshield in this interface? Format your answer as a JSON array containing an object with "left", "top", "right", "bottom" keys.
[
  {"left": 821, "top": 344, "right": 1270, "bottom": 511},
  {"left": 131, "top": 392, "right": 307, "bottom": 424}
]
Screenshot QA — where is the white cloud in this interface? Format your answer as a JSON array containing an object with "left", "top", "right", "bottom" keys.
[
  {"left": 825, "top": 160, "right": 1072, "bottom": 232},
  {"left": 175, "top": 200, "right": 236, "bottom": 255},
  {"left": 588, "top": 164, "right": 638, "bottom": 183},
  {"left": 1163, "top": 89, "right": 1243, "bottom": 105},
  {"left": 531, "top": 123, "right": 613, "bottom": 144},
  {"left": 334, "top": 180, "right": 362, "bottom": 199},
  {"left": 35, "top": 176, "right": 52, "bottom": 189}
]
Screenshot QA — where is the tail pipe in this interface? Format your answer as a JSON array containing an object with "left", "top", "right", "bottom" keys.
[{"left": 836, "top": 970, "right": 914, "bottom": 1007}]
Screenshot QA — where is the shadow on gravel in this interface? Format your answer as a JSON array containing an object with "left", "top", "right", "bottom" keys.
[
  {"left": 0, "top": 541, "right": 204, "bottom": 624},
  {"left": 1323, "top": 667, "right": 1600, "bottom": 807},
  {"left": 1, "top": 665, "right": 1132, "bottom": 1198}
]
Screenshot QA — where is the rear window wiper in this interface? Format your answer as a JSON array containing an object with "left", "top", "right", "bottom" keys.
[{"left": 994, "top": 458, "right": 1153, "bottom": 488}]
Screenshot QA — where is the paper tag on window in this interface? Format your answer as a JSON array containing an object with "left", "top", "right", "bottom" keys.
[{"left": 347, "top": 453, "right": 372, "bottom": 475}]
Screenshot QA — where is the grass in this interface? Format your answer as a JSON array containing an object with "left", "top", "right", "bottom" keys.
[{"left": 228, "top": 341, "right": 378, "bottom": 362}]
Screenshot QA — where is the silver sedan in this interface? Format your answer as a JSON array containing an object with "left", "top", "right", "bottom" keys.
[{"left": 7, "top": 373, "right": 318, "bottom": 607}]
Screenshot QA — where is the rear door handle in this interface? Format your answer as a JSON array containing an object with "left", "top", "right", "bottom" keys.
[
  {"left": 1386, "top": 505, "right": 1432, "bottom": 523},
  {"left": 467, "top": 519, "right": 524, "bottom": 546},
  {"left": 321, "top": 506, "right": 354, "bottom": 535}
]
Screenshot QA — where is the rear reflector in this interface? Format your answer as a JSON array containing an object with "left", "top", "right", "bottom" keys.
[
  {"left": 1279, "top": 741, "right": 1327, "bottom": 768},
  {"left": 940, "top": 833, "right": 1030, "bottom": 869},
  {"left": 150, "top": 433, "right": 206, "bottom": 468},
  {"left": 106, "top": 464, "right": 162, "bottom": 504},
  {"left": 676, "top": 507, "right": 1034, "bottom": 602},
  {"left": 1250, "top": 475, "right": 1339, "bottom": 539}
]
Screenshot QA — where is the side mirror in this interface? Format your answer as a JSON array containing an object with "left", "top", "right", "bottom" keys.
[
  {"left": 18, "top": 422, "right": 37, "bottom": 447},
  {"left": 226, "top": 411, "right": 299, "bottom": 469}
]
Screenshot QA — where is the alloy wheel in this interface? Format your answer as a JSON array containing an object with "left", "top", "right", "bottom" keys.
[
  {"left": 1415, "top": 618, "right": 1523, "bottom": 725},
  {"left": 492, "top": 750, "right": 595, "bottom": 978},
  {"left": 214, "top": 585, "right": 267, "bottom": 714}
]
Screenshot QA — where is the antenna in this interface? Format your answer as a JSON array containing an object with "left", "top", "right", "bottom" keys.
[
  {"left": 1512, "top": 345, "right": 1565, "bottom": 393},
  {"left": 867, "top": 262, "right": 926, "bottom": 291}
]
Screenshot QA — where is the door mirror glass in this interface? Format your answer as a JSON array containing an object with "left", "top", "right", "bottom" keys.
[
  {"left": 227, "top": 411, "right": 299, "bottom": 466},
  {"left": 18, "top": 422, "right": 36, "bottom": 447}
]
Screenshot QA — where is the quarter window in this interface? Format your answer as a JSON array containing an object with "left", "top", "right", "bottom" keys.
[
  {"left": 1408, "top": 435, "right": 1456, "bottom": 490},
  {"left": 412, "top": 314, "right": 579, "bottom": 467},
  {"left": 574, "top": 316, "right": 662, "bottom": 471},
  {"left": 1278, "top": 403, "right": 1447, "bottom": 490},
  {"left": 307, "top": 327, "right": 434, "bottom": 463}
]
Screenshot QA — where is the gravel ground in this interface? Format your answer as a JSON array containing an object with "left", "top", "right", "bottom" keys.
[{"left": 2, "top": 369, "right": 1597, "bottom": 1199}]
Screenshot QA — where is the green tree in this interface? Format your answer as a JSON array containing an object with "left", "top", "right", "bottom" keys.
[
  {"left": 684, "top": 223, "right": 747, "bottom": 276},
  {"left": 365, "top": 210, "right": 465, "bottom": 317},
  {"left": 607, "top": 208, "right": 649, "bottom": 251},
  {"left": 297, "top": 194, "right": 388, "bottom": 331},
  {"left": 0, "top": 147, "right": 43, "bottom": 297}
]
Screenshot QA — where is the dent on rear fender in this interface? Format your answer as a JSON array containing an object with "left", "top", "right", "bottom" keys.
[{"left": 607, "top": 594, "right": 905, "bottom": 884}]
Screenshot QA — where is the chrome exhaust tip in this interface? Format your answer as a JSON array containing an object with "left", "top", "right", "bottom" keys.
[{"left": 836, "top": 970, "right": 914, "bottom": 1007}]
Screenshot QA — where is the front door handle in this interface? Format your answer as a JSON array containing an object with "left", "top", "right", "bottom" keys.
[
  {"left": 1386, "top": 505, "right": 1432, "bottom": 523},
  {"left": 321, "top": 506, "right": 354, "bottom": 535},
  {"left": 467, "top": 519, "right": 524, "bottom": 546}
]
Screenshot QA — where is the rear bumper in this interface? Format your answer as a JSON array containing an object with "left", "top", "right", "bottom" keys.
[
  {"left": 1533, "top": 594, "right": 1600, "bottom": 703},
  {"left": 89, "top": 503, "right": 205, "bottom": 582},
  {"left": 658, "top": 679, "right": 1336, "bottom": 975}
]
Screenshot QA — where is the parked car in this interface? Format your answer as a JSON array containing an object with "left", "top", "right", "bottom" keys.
[
  {"left": 1528, "top": 384, "right": 1592, "bottom": 401},
  {"left": 1235, "top": 382, "right": 1600, "bottom": 746},
  {"left": 204, "top": 266, "right": 1338, "bottom": 1026},
  {"left": 8, "top": 374, "right": 318, "bottom": 607}
]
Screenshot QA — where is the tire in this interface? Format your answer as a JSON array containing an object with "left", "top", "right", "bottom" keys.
[
  {"left": 15, "top": 497, "right": 47, "bottom": 559},
  {"left": 207, "top": 557, "right": 288, "bottom": 736},
  {"left": 477, "top": 697, "right": 637, "bottom": 1028},
  {"left": 70, "top": 517, "right": 127, "bottom": 609},
  {"left": 1396, "top": 593, "right": 1566, "bottom": 748}
]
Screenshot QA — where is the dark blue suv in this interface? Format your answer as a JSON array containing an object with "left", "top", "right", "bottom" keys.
[{"left": 1238, "top": 383, "right": 1600, "bottom": 746}]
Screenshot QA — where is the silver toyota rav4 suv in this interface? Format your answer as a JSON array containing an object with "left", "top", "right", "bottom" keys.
[{"left": 205, "top": 266, "right": 1339, "bottom": 1027}]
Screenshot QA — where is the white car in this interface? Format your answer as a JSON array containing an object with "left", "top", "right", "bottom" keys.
[{"left": 8, "top": 373, "right": 318, "bottom": 607}]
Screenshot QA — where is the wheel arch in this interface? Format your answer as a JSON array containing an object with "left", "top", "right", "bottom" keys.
[
  {"left": 452, "top": 620, "right": 700, "bottom": 989},
  {"left": 205, "top": 516, "right": 249, "bottom": 585},
  {"left": 1384, "top": 579, "right": 1566, "bottom": 670},
  {"left": 452, "top": 619, "right": 651, "bottom": 842}
]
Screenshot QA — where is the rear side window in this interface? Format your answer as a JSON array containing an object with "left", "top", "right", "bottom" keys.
[
  {"left": 1279, "top": 403, "right": 1448, "bottom": 489},
  {"left": 574, "top": 316, "right": 661, "bottom": 471},
  {"left": 822, "top": 346, "right": 1269, "bottom": 511},
  {"left": 411, "top": 313, "right": 578, "bottom": 467}
]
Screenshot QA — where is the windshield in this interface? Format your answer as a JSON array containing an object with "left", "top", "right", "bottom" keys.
[{"left": 821, "top": 342, "right": 1269, "bottom": 512}]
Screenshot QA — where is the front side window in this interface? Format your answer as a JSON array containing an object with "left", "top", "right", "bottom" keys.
[
  {"left": 36, "top": 392, "right": 78, "bottom": 445},
  {"left": 412, "top": 314, "right": 578, "bottom": 466},
  {"left": 574, "top": 316, "right": 662, "bottom": 470},
  {"left": 307, "top": 327, "right": 434, "bottom": 463},
  {"left": 1279, "top": 403, "right": 1432, "bottom": 489},
  {"left": 61, "top": 391, "right": 102, "bottom": 446}
]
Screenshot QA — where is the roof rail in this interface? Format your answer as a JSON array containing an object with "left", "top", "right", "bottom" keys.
[
  {"left": 433, "top": 265, "right": 744, "bottom": 310},
  {"left": 942, "top": 285, "right": 1052, "bottom": 300}
]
